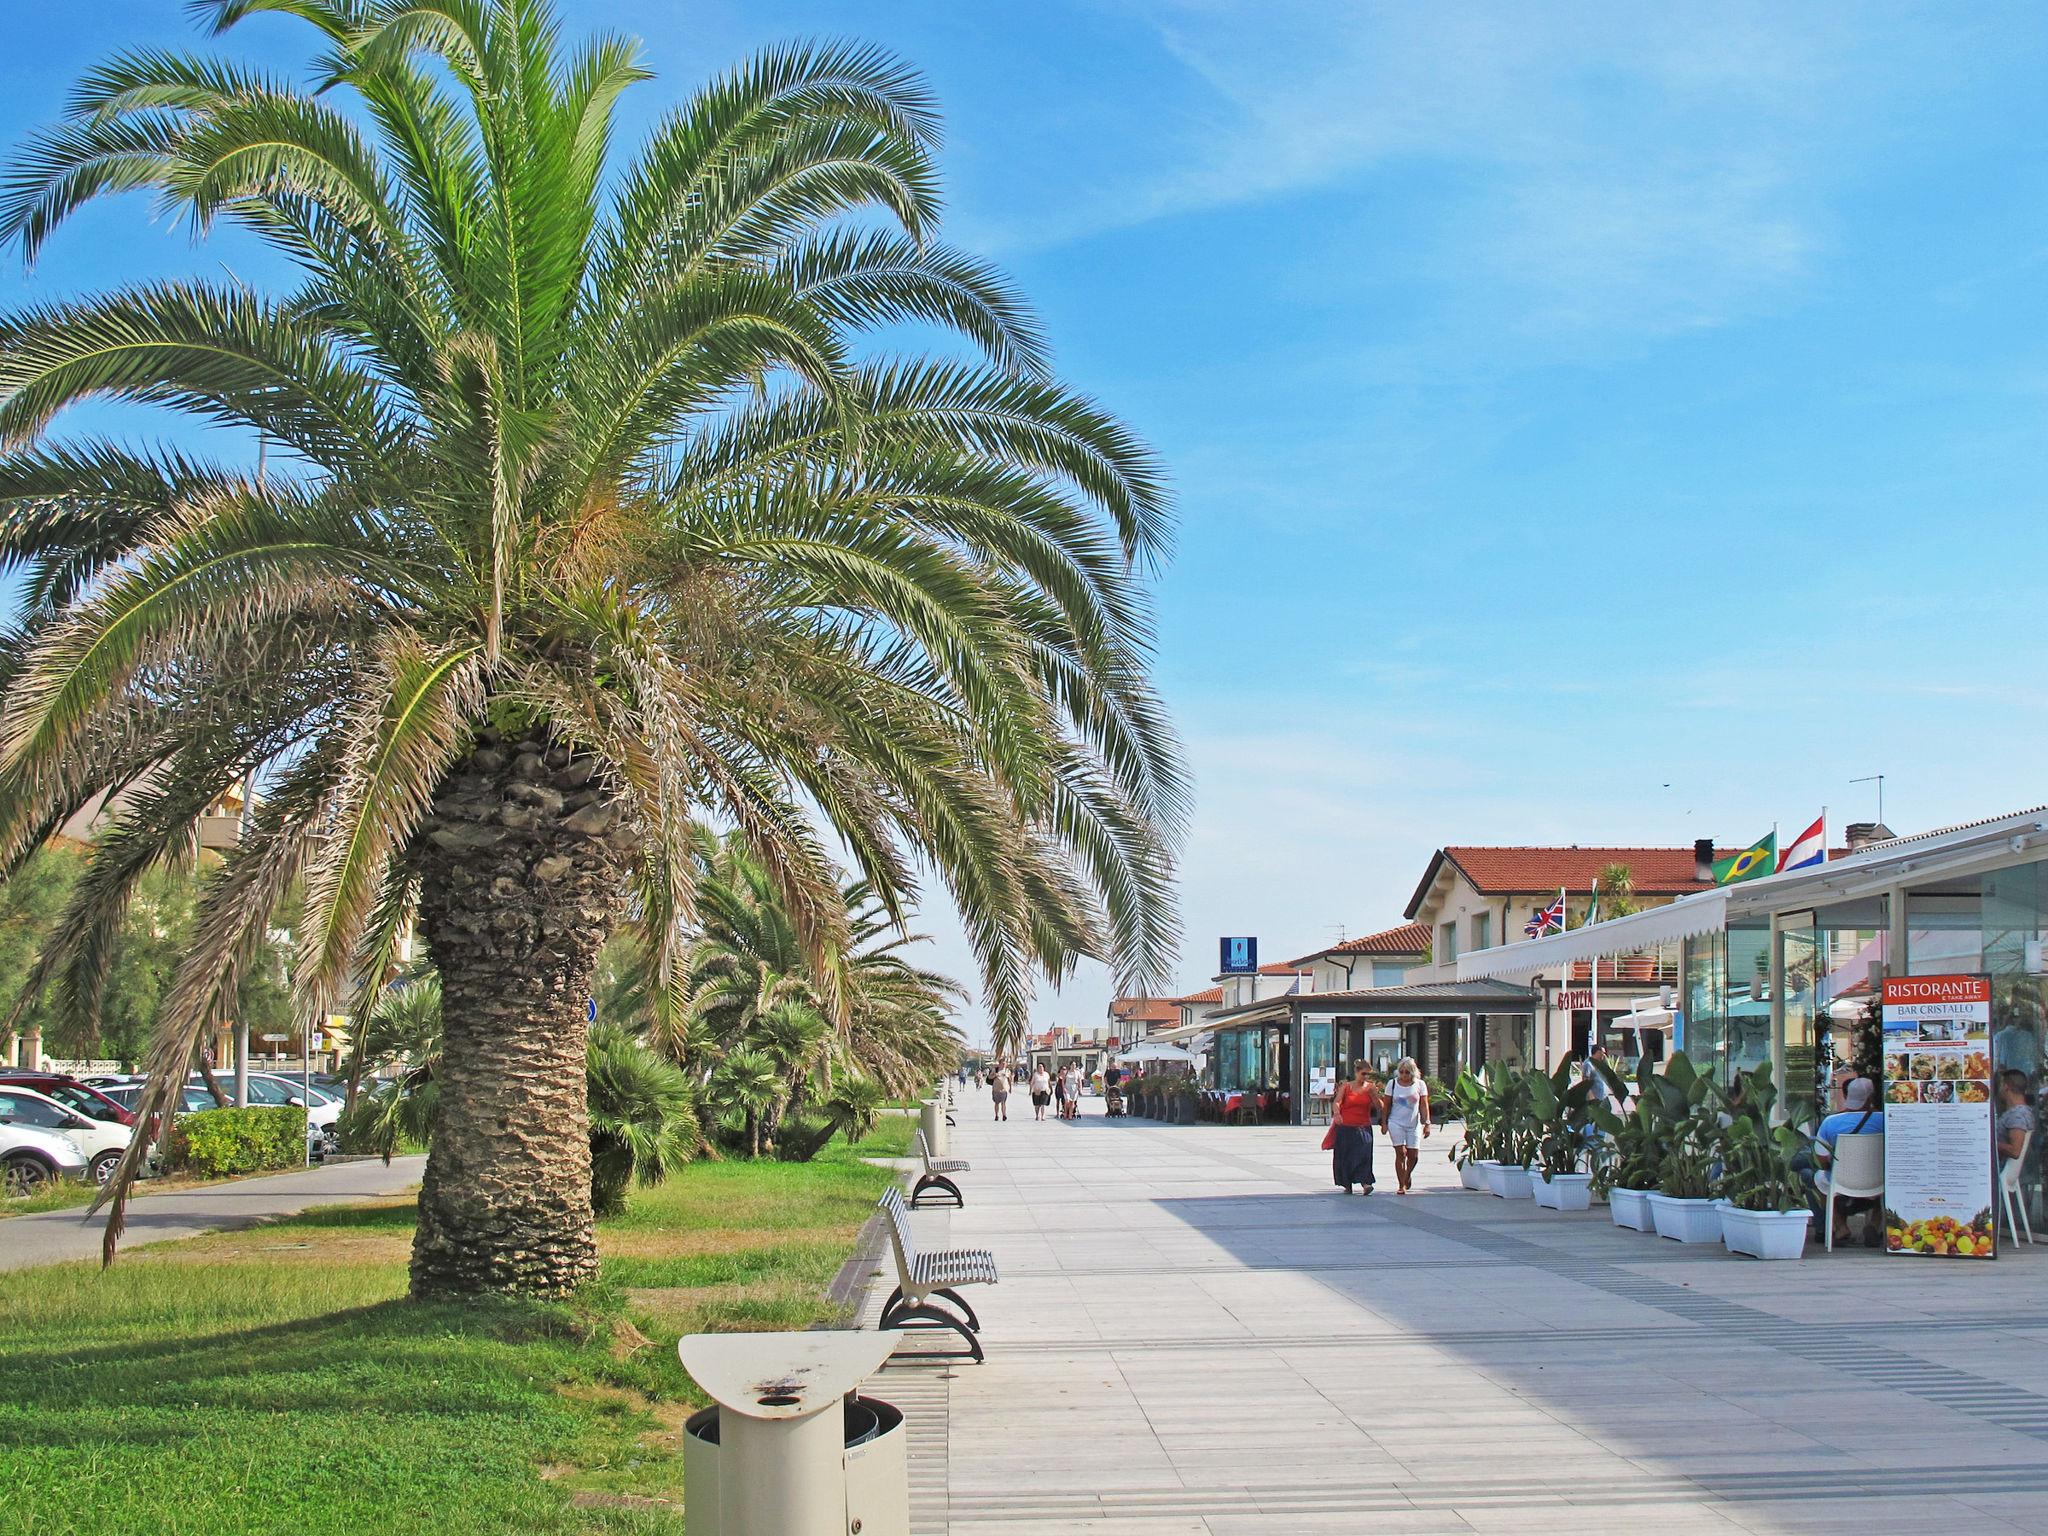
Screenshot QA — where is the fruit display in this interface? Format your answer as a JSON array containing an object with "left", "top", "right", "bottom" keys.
[{"left": 1884, "top": 1208, "right": 1995, "bottom": 1257}]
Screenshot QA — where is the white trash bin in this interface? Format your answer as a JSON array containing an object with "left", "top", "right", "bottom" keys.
[{"left": 679, "top": 1330, "right": 909, "bottom": 1536}]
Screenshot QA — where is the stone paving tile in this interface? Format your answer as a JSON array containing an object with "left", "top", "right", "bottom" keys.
[{"left": 876, "top": 1091, "right": 2048, "bottom": 1534}]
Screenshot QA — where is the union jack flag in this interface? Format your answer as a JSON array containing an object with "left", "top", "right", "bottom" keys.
[{"left": 1524, "top": 889, "right": 1566, "bottom": 938}]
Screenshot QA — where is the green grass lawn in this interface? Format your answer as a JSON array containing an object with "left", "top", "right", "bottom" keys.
[{"left": 0, "top": 1116, "right": 913, "bottom": 1535}]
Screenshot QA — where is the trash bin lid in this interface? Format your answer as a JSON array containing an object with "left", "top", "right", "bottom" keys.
[{"left": 677, "top": 1331, "right": 903, "bottom": 1421}]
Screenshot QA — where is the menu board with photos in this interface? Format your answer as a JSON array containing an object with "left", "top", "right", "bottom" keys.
[{"left": 1880, "top": 974, "right": 1996, "bottom": 1259}]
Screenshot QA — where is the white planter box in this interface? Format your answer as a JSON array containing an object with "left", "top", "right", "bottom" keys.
[
  {"left": 1457, "top": 1161, "right": 1485, "bottom": 1191},
  {"left": 1721, "top": 1205, "right": 1812, "bottom": 1260},
  {"left": 1535, "top": 1172, "right": 1593, "bottom": 1212},
  {"left": 1647, "top": 1192, "right": 1723, "bottom": 1243},
  {"left": 1609, "top": 1187, "right": 1655, "bottom": 1231},
  {"left": 1481, "top": 1161, "right": 1533, "bottom": 1199}
]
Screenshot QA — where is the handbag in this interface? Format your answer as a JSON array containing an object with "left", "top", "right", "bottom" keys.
[{"left": 1320, "top": 1124, "right": 1337, "bottom": 1151}]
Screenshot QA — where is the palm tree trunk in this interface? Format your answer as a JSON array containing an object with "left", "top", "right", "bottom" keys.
[{"left": 406, "top": 727, "right": 634, "bottom": 1299}]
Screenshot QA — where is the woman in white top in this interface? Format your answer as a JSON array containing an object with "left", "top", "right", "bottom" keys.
[
  {"left": 1064, "top": 1064, "right": 1083, "bottom": 1117},
  {"left": 1029, "top": 1063, "right": 1052, "bottom": 1120},
  {"left": 1384, "top": 1057, "right": 1432, "bottom": 1195}
]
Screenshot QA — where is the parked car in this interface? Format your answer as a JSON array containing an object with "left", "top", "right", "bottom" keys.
[
  {"left": 96, "top": 1082, "right": 222, "bottom": 1116},
  {"left": 0, "top": 1085, "right": 134, "bottom": 1185},
  {"left": 0, "top": 1069, "right": 137, "bottom": 1126},
  {"left": 0, "top": 1121, "right": 92, "bottom": 1195},
  {"left": 246, "top": 1074, "right": 344, "bottom": 1130}
]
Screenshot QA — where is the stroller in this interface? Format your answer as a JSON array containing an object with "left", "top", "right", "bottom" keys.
[{"left": 1104, "top": 1082, "right": 1126, "bottom": 1118}]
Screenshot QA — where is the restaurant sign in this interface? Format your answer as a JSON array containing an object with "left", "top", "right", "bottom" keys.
[{"left": 1880, "top": 974, "right": 1996, "bottom": 1259}]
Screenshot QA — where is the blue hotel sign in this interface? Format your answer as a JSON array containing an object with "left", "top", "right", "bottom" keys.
[{"left": 1219, "top": 936, "right": 1258, "bottom": 975}]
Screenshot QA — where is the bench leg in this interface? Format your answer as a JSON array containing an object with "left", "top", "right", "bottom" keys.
[
  {"left": 911, "top": 1173, "right": 963, "bottom": 1208},
  {"left": 933, "top": 1287, "right": 982, "bottom": 1332},
  {"left": 880, "top": 1286, "right": 907, "bottom": 1326},
  {"left": 884, "top": 1303, "right": 985, "bottom": 1364}
]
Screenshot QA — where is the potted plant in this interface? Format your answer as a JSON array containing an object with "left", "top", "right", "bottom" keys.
[
  {"left": 1480, "top": 1066, "right": 1538, "bottom": 1198},
  {"left": 1589, "top": 1055, "right": 1661, "bottom": 1231},
  {"left": 1717, "top": 1064, "right": 1815, "bottom": 1259},
  {"left": 1645, "top": 1055, "right": 1725, "bottom": 1242},
  {"left": 1447, "top": 1070, "right": 1493, "bottom": 1190},
  {"left": 1529, "top": 1060, "right": 1597, "bottom": 1211}
]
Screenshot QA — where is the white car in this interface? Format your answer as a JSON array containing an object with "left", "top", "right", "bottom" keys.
[
  {"left": 0, "top": 1084, "right": 134, "bottom": 1185},
  {"left": 237, "top": 1073, "right": 345, "bottom": 1132},
  {"left": 0, "top": 1121, "right": 93, "bottom": 1196}
]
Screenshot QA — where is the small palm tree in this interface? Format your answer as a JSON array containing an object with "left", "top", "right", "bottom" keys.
[
  {"left": 586, "top": 1023, "right": 698, "bottom": 1216},
  {"left": 0, "top": 1, "right": 1182, "bottom": 1294},
  {"left": 708, "top": 1046, "right": 783, "bottom": 1158}
]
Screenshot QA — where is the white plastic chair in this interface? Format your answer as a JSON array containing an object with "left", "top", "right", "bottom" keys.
[
  {"left": 1816, "top": 1131, "right": 1885, "bottom": 1252},
  {"left": 2000, "top": 1131, "right": 2034, "bottom": 1246}
]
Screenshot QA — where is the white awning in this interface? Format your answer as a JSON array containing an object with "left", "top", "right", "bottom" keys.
[{"left": 1457, "top": 890, "right": 1727, "bottom": 981}]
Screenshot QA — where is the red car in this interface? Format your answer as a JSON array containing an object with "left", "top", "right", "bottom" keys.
[{"left": 0, "top": 1070, "right": 136, "bottom": 1127}]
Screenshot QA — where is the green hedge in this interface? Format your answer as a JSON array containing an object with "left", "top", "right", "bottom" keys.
[{"left": 166, "top": 1106, "right": 306, "bottom": 1178}]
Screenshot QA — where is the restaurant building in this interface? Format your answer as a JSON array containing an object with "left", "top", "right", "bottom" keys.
[{"left": 1455, "top": 805, "right": 2048, "bottom": 1218}]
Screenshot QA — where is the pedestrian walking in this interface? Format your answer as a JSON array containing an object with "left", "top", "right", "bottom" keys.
[
  {"left": 991, "top": 1064, "right": 1012, "bottom": 1121},
  {"left": 1330, "top": 1059, "right": 1379, "bottom": 1195},
  {"left": 1385, "top": 1056, "right": 1431, "bottom": 1194},
  {"left": 1051, "top": 1061, "right": 1067, "bottom": 1119},
  {"left": 1029, "top": 1062, "right": 1052, "bottom": 1121},
  {"left": 1063, "top": 1063, "right": 1082, "bottom": 1118}
]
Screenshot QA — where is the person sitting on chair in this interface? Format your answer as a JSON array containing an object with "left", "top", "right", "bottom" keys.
[{"left": 1809, "top": 1075, "right": 1882, "bottom": 1245}]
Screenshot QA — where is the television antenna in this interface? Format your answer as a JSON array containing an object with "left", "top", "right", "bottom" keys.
[{"left": 1850, "top": 773, "right": 1885, "bottom": 827}]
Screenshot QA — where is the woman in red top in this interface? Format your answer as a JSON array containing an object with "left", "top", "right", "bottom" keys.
[{"left": 1331, "top": 1059, "right": 1378, "bottom": 1195}]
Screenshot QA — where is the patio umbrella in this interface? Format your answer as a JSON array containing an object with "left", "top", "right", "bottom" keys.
[{"left": 1116, "top": 1042, "right": 1194, "bottom": 1065}]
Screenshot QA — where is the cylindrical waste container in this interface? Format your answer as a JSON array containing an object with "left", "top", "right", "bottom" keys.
[
  {"left": 918, "top": 1097, "right": 945, "bottom": 1157},
  {"left": 678, "top": 1330, "right": 908, "bottom": 1536}
]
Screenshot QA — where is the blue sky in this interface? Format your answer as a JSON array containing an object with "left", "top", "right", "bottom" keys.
[{"left": 5, "top": 3, "right": 2047, "bottom": 1044}]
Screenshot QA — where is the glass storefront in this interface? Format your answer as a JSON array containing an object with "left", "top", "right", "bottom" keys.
[{"left": 1682, "top": 923, "right": 1772, "bottom": 1087}]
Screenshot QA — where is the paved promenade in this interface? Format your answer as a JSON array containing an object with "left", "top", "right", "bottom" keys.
[
  {"left": 878, "top": 1087, "right": 2048, "bottom": 1535},
  {"left": 0, "top": 1154, "right": 427, "bottom": 1270}
]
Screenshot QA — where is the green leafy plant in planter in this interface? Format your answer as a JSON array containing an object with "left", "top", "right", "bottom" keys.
[
  {"left": 1718, "top": 1063, "right": 1814, "bottom": 1214},
  {"left": 1529, "top": 1059, "right": 1599, "bottom": 1178},
  {"left": 1588, "top": 1056, "right": 1663, "bottom": 1196},
  {"left": 1448, "top": 1070, "right": 1496, "bottom": 1167},
  {"left": 1654, "top": 1061, "right": 1726, "bottom": 1200},
  {"left": 1487, "top": 1064, "right": 1542, "bottom": 1170}
]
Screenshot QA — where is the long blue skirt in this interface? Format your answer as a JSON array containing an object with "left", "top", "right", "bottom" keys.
[{"left": 1332, "top": 1124, "right": 1375, "bottom": 1190}]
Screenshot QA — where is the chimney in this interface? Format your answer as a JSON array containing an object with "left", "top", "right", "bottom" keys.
[
  {"left": 1693, "top": 838, "right": 1716, "bottom": 883},
  {"left": 1845, "top": 822, "right": 1894, "bottom": 852}
]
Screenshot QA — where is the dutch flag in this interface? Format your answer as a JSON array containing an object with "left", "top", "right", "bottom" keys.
[{"left": 1779, "top": 814, "right": 1827, "bottom": 872}]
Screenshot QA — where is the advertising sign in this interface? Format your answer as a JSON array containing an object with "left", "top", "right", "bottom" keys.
[
  {"left": 1880, "top": 974, "right": 1996, "bottom": 1258},
  {"left": 1218, "top": 936, "right": 1259, "bottom": 975}
]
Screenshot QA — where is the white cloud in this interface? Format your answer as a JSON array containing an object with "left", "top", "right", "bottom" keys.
[{"left": 975, "top": 2, "right": 1961, "bottom": 348}]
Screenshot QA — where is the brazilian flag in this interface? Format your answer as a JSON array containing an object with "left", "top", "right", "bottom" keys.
[{"left": 1712, "top": 833, "right": 1778, "bottom": 886}]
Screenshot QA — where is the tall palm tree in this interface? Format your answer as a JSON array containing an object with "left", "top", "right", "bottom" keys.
[{"left": 0, "top": 0, "right": 1183, "bottom": 1296}]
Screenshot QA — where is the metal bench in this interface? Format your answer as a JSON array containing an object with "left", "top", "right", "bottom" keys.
[
  {"left": 877, "top": 1185, "right": 997, "bottom": 1363},
  {"left": 911, "top": 1129, "right": 970, "bottom": 1208}
]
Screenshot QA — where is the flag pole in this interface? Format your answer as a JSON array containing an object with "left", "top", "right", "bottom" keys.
[{"left": 1589, "top": 882, "right": 1599, "bottom": 1057}]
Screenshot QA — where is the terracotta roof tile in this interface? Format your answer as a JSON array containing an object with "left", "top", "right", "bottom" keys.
[
  {"left": 1289, "top": 922, "right": 1430, "bottom": 964},
  {"left": 1406, "top": 846, "right": 1732, "bottom": 917},
  {"left": 1107, "top": 996, "right": 1179, "bottom": 1024},
  {"left": 1256, "top": 962, "right": 1308, "bottom": 976},
  {"left": 1169, "top": 986, "right": 1223, "bottom": 1005}
]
